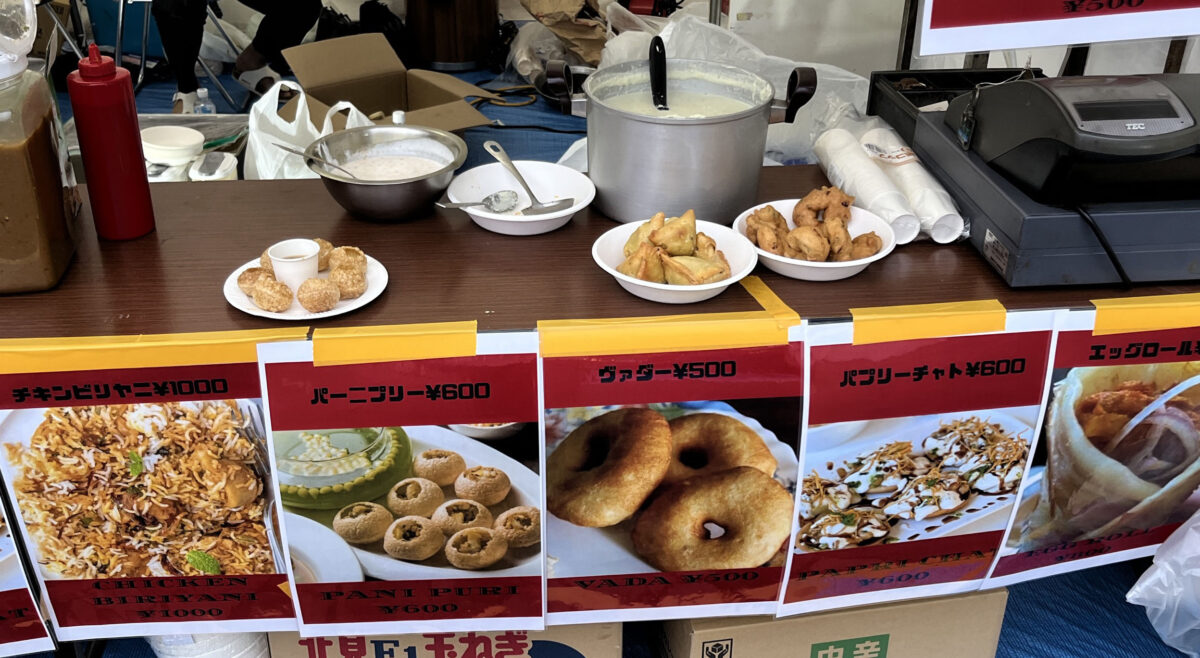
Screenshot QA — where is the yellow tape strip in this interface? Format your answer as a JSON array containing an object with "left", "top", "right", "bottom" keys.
[
  {"left": 850, "top": 300, "right": 1007, "bottom": 345},
  {"left": 312, "top": 322, "right": 477, "bottom": 366},
  {"left": 539, "top": 311, "right": 791, "bottom": 358},
  {"left": 1093, "top": 293, "right": 1200, "bottom": 336},
  {"left": 0, "top": 328, "right": 309, "bottom": 375},
  {"left": 739, "top": 276, "right": 802, "bottom": 326}
]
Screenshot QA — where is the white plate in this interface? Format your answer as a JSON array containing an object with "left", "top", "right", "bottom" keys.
[
  {"left": 222, "top": 255, "right": 388, "bottom": 320},
  {"left": 797, "top": 410, "right": 1036, "bottom": 553},
  {"left": 341, "top": 426, "right": 541, "bottom": 581},
  {"left": 285, "top": 512, "right": 363, "bottom": 584},
  {"left": 448, "top": 423, "right": 526, "bottom": 441},
  {"left": 545, "top": 403, "right": 799, "bottom": 578},
  {"left": 732, "top": 201, "right": 896, "bottom": 282},
  {"left": 446, "top": 161, "right": 596, "bottom": 236},
  {"left": 592, "top": 220, "right": 758, "bottom": 304}
]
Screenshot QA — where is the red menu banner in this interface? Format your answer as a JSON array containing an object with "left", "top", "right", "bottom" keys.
[
  {"left": 781, "top": 316, "right": 1055, "bottom": 615},
  {"left": 920, "top": 0, "right": 1200, "bottom": 55},
  {"left": 543, "top": 342, "right": 804, "bottom": 623},
  {"left": 259, "top": 337, "right": 545, "bottom": 636},
  {"left": 0, "top": 330, "right": 303, "bottom": 641},
  {"left": 990, "top": 317, "right": 1200, "bottom": 584},
  {"left": 931, "top": 0, "right": 1200, "bottom": 28}
]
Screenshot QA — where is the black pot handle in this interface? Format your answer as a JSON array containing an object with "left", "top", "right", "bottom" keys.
[
  {"left": 650, "top": 36, "right": 668, "bottom": 111},
  {"left": 784, "top": 67, "right": 818, "bottom": 123}
]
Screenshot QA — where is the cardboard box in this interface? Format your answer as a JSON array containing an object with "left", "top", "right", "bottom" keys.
[
  {"left": 268, "top": 623, "right": 622, "bottom": 658},
  {"left": 31, "top": 0, "right": 71, "bottom": 59},
  {"left": 663, "top": 589, "right": 1008, "bottom": 658},
  {"left": 279, "top": 33, "right": 499, "bottom": 133}
]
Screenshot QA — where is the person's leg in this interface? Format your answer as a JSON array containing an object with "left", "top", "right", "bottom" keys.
[
  {"left": 235, "top": 0, "right": 321, "bottom": 77},
  {"left": 150, "top": 0, "right": 209, "bottom": 94}
]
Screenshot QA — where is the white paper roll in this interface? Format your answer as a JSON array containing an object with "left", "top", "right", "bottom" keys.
[
  {"left": 813, "top": 128, "right": 920, "bottom": 244},
  {"left": 859, "top": 127, "right": 965, "bottom": 244},
  {"left": 148, "top": 633, "right": 268, "bottom": 658}
]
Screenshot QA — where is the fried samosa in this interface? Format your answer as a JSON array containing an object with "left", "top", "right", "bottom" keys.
[
  {"left": 617, "top": 241, "right": 667, "bottom": 283},
  {"left": 623, "top": 212, "right": 666, "bottom": 258},
  {"left": 649, "top": 209, "right": 697, "bottom": 256}
]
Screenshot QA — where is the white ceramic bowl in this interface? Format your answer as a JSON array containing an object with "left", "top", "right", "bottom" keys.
[
  {"left": 141, "top": 125, "right": 205, "bottom": 166},
  {"left": 732, "top": 200, "right": 896, "bottom": 281},
  {"left": 592, "top": 219, "right": 757, "bottom": 304},
  {"left": 446, "top": 161, "right": 596, "bottom": 236},
  {"left": 447, "top": 422, "right": 526, "bottom": 441}
]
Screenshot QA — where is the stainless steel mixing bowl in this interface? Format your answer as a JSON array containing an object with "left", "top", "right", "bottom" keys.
[{"left": 305, "top": 125, "right": 467, "bottom": 221}]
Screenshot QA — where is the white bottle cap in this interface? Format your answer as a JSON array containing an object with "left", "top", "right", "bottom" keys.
[{"left": 197, "top": 88, "right": 210, "bottom": 99}]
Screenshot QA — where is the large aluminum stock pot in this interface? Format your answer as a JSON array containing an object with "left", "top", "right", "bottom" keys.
[{"left": 582, "top": 59, "right": 816, "bottom": 224}]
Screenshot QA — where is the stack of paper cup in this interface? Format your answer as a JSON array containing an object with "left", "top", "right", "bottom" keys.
[
  {"left": 813, "top": 129, "right": 921, "bottom": 244},
  {"left": 859, "top": 127, "right": 965, "bottom": 244},
  {"left": 148, "top": 633, "right": 269, "bottom": 658}
]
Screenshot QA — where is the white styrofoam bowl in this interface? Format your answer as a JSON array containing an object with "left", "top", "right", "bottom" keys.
[
  {"left": 446, "top": 161, "right": 596, "bottom": 236},
  {"left": 592, "top": 219, "right": 758, "bottom": 304},
  {"left": 732, "top": 200, "right": 896, "bottom": 281},
  {"left": 140, "top": 125, "right": 204, "bottom": 166}
]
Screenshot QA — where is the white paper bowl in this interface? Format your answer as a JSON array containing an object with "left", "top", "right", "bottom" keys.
[
  {"left": 592, "top": 219, "right": 757, "bottom": 304},
  {"left": 446, "top": 161, "right": 596, "bottom": 236},
  {"left": 447, "top": 422, "right": 526, "bottom": 440},
  {"left": 141, "top": 125, "right": 204, "bottom": 166},
  {"left": 732, "top": 200, "right": 896, "bottom": 281}
]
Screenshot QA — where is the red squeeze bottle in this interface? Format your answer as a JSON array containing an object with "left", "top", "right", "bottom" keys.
[{"left": 66, "top": 43, "right": 155, "bottom": 240}]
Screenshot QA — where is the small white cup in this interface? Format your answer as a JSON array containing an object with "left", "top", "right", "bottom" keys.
[{"left": 267, "top": 239, "right": 319, "bottom": 301}]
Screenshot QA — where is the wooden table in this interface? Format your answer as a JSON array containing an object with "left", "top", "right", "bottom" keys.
[{"left": 4, "top": 166, "right": 1199, "bottom": 339}]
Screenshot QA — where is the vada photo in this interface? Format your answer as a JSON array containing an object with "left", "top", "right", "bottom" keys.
[
  {"left": 1004, "top": 363, "right": 1200, "bottom": 554},
  {"left": 797, "top": 408, "right": 1035, "bottom": 553},
  {"left": 543, "top": 400, "right": 800, "bottom": 578},
  {"left": 274, "top": 425, "right": 541, "bottom": 583},
  {"left": 0, "top": 401, "right": 283, "bottom": 580}
]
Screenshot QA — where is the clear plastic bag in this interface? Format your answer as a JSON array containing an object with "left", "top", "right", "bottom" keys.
[{"left": 1127, "top": 508, "right": 1200, "bottom": 657}]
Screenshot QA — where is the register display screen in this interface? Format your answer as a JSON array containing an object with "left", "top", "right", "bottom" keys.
[{"left": 1075, "top": 100, "right": 1178, "bottom": 121}]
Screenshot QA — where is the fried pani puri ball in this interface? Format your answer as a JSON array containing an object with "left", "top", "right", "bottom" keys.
[
  {"left": 252, "top": 276, "right": 293, "bottom": 312},
  {"left": 330, "top": 266, "right": 368, "bottom": 300},
  {"left": 314, "top": 238, "right": 335, "bottom": 271},
  {"left": 297, "top": 278, "right": 340, "bottom": 313},
  {"left": 329, "top": 246, "right": 368, "bottom": 273},
  {"left": 259, "top": 249, "right": 274, "bottom": 274},
  {"left": 237, "top": 267, "right": 271, "bottom": 296}
]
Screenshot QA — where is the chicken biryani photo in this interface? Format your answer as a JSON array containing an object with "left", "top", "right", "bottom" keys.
[{"left": 0, "top": 401, "right": 281, "bottom": 580}]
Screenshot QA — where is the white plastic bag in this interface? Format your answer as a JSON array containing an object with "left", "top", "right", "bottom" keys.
[
  {"left": 659, "top": 15, "right": 869, "bottom": 164},
  {"left": 244, "top": 81, "right": 373, "bottom": 180},
  {"left": 1127, "top": 508, "right": 1200, "bottom": 657}
]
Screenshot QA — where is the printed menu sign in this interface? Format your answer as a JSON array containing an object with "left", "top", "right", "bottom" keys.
[
  {"left": 541, "top": 319, "right": 805, "bottom": 624},
  {"left": 259, "top": 329, "right": 543, "bottom": 636},
  {"left": 0, "top": 494, "right": 54, "bottom": 657},
  {"left": 779, "top": 310, "right": 1056, "bottom": 615},
  {"left": 919, "top": 0, "right": 1200, "bottom": 54},
  {"left": 0, "top": 330, "right": 304, "bottom": 641},
  {"left": 990, "top": 308, "right": 1200, "bottom": 585}
]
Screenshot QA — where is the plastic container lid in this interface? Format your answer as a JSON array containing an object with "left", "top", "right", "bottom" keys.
[{"left": 0, "top": 0, "right": 36, "bottom": 80}]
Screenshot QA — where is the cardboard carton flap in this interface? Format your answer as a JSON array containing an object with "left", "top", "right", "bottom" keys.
[
  {"left": 284, "top": 33, "right": 406, "bottom": 92},
  {"left": 405, "top": 103, "right": 492, "bottom": 133},
  {"left": 408, "top": 69, "right": 502, "bottom": 103}
]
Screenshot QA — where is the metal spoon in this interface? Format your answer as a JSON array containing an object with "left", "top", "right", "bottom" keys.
[
  {"left": 272, "top": 143, "right": 359, "bottom": 179},
  {"left": 482, "top": 141, "right": 573, "bottom": 215},
  {"left": 436, "top": 190, "right": 521, "bottom": 213}
]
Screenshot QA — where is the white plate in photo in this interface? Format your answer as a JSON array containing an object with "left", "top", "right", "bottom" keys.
[
  {"left": 222, "top": 256, "right": 388, "bottom": 320},
  {"left": 545, "top": 403, "right": 799, "bottom": 579},
  {"left": 796, "top": 409, "right": 1036, "bottom": 552},
  {"left": 345, "top": 425, "right": 541, "bottom": 581},
  {"left": 286, "top": 512, "right": 363, "bottom": 584}
]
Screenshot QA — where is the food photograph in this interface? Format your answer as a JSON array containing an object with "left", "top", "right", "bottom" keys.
[
  {"left": 544, "top": 399, "right": 800, "bottom": 578},
  {"left": 0, "top": 401, "right": 283, "bottom": 580},
  {"left": 797, "top": 407, "right": 1036, "bottom": 553},
  {"left": 274, "top": 424, "right": 541, "bottom": 584},
  {"left": 0, "top": 501, "right": 20, "bottom": 592},
  {"left": 1005, "top": 362, "right": 1200, "bottom": 554}
]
